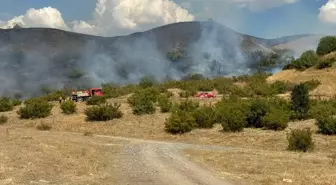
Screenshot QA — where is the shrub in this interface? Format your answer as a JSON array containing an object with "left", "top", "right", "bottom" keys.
[
  {"left": 215, "top": 98, "right": 249, "bottom": 132},
  {"left": 41, "top": 90, "right": 67, "bottom": 101},
  {"left": 246, "top": 99, "right": 270, "bottom": 128},
  {"left": 174, "top": 99, "right": 199, "bottom": 112},
  {"left": 283, "top": 50, "right": 319, "bottom": 70},
  {"left": 308, "top": 100, "right": 336, "bottom": 119},
  {"left": 87, "top": 96, "right": 107, "bottom": 105},
  {"left": 0, "top": 97, "right": 14, "bottom": 112},
  {"left": 0, "top": 115, "right": 8, "bottom": 124},
  {"left": 85, "top": 103, "right": 123, "bottom": 121},
  {"left": 270, "top": 81, "right": 294, "bottom": 94},
  {"left": 179, "top": 90, "right": 196, "bottom": 98},
  {"left": 60, "top": 101, "right": 77, "bottom": 115},
  {"left": 291, "top": 83, "right": 310, "bottom": 120},
  {"left": 220, "top": 105, "right": 247, "bottom": 132},
  {"left": 262, "top": 108, "right": 289, "bottom": 131},
  {"left": 164, "top": 110, "right": 197, "bottom": 134},
  {"left": 11, "top": 98, "right": 22, "bottom": 106},
  {"left": 287, "top": 128, "right": 314, "bottom": 152},
  {"left": 316, "top": 58, "right": 336, "bottom": 69},
  {"left": 316, "top": 117, "right": 336, "bottom": 135},
  {"left": 139, "top": 76, "right": 155, "bottom": 88},
  {"left": 316, "top": 36, "right": 336, "bottom": 56},
  {"left": 193, "top": 106, "right": 216, "bottom": 129},
  {"left": 17, "top": 99, "right": 53, "bottom": 119},
  {"left": 128, "top": 88, "right": 160, "bottom": 115},
  {"left": 157, "top": 94, "right": 173, "bottom": 113}
]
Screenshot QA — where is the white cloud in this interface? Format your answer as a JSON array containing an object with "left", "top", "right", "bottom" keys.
[
  {"left": 239, "top": 0, "right": 299, "bottom": 11},
  {"left": 319, "top": 0, "right": 336, "bottom": 23},
  {"left": 0, "top": 0, "right": 194, "bottom": 37},
  {"left": 0, "top": 7, "right": 69, "bottom": 30}
]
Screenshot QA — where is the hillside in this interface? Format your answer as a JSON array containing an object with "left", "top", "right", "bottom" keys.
[{"left": 0, "top": 20, "right": 318, "bottom": 98}]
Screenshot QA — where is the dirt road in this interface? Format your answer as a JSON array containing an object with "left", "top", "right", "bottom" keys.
[
  {"left": 96, "top": 134, "right": 237, "bottom": 185},
  {"left": 1, "top": 128, "right": 239, "bottom": 185}
]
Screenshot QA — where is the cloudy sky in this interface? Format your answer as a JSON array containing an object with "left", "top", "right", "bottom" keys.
[{"left": 0, "top": 0, "right": 336, "bottom": 38}]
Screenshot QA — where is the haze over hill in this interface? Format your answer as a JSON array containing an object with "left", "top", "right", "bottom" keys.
[{"left": 0, "top": 20, "right": 321, "bottom": 98}]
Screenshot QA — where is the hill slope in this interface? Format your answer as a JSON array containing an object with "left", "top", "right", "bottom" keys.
[{"left": 0, "top": 21, "right": 318, "bottom": 97}]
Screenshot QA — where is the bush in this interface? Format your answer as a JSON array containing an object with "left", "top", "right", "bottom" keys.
[
  {"left": 157, "top": 94, "right": 173, "bottom": 113},
  {"left": 0, "top": 97, "right": 14, "bottom": 112},
  {"left": 87, "top": 96, "right": 107, "bottom": 105},
  {"left": 287, "top": 128, "right": 314, "bottom": 152},
  {"left": 316, "top": 36, "right": 336, "bottom": 56},
  {"left": 316, "top": 117, "right": 336, "bottom": 135},
  {"left": 215, "top": 98, "right": 249, "bottom": 132},
  {"left": 41, "top": 90, "right": 67, "bottom": 101},
  {"left": 17, "top": 99, "right": 53, "bottom": 119},
  {"left": 179, "top": 90, "right": 196, "bottom": 98},
  {"left": 164, "top": 110, "right": 197, "bottom": 134},
  {"left": 270, "top": 81, "right": 294, "bottom": 94},
  {"left": 11, "top": 98, "right": 22, "bottom": 106},
  {"left": 246, "top": 99, "right": 270, "bottom": 128},
  {"left": 262, "top": 108, "right": 289, "bottom": 131},
  {"left": 128, "top": 89, "right": 158, "bottom": 115},
  {"left": 193, "top": 106, "right": 216, "bottom": 129},
  {"left": 291, "top": 83, "right": 310, "bottom": 120},
  {"left": 316, "top": 58, "right": 335, "bottom": 69},
  {"left": 60, "top": 101, "right": 77, "bottom": 115},
  {"left": 85, "top": 103, "right": 123, "bottom": 121},
  {"left": 174, "top": 99, "right": 199, "bottom": 112},
  {"left": 283, "top": 50, "right": 319, "bottom": 70},
  {"left": 138, "top": 76, "right": 155, "bottom": 88},
  {"left": 0, "top": 115, "right": 8, "bottom": 124},
  {"left": 308, "top": 100, "right": 336, "bottom": 119}
]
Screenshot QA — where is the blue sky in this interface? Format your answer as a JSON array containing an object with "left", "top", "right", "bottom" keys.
[{"left": 0, "top": 0, "right": 335, "bottom": 38}]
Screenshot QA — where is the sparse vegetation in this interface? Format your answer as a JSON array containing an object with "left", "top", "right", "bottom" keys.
[
  {"left": 60, "top": 101, "right": 77, "bottom": 115},
  {"left": 85, "top": 103, "right": 123, "bottom": 121},
  {"left": 291, "top": 83, "right": 310, "bottom": 120},
  {"left": 316, "top": 116, "right": 336, "bottom": 135},
  {"left": 0, "top": 115, "right": 8, "bottom": 124},
  {"left": 193, "top": 106, "right": 216, "bottom": 129},
  {"left": 17, "top": 99, "right": 53, "bottom": 119},
  {"left": 262, "top": 108, "right": 289, "bottom": 131},
  {"left": 157, "top": 94, "right": 173, "bottom": 113},
  {"left": 164, "top": 110, "right": 197, "bottom": 134},
  {"left": 283, "top": 50, "right": 319, "bottom": 70},
  {"left": 87, "top": 96, "right": 107, "bottom": 105},
  {"left": 316, "top": 58, "right": 336, "bottom": 69},
  {"left": 0, "top": 97, "right": 14, "bottom": 112},
  {"left": 287, "top": 128, "right": 314, "bottom": 152}
]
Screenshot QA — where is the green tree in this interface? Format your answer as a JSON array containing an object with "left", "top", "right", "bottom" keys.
[
  {"left": 316, "top": 36, "right": 336, "bottom": 56},
  {"left": 291, "top": 83, "right": 310, "bottom": 120}
]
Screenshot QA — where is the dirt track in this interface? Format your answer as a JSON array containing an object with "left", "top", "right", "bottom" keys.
[
  {"left": 1, "top": 128, "right": 238, "bottom": 185},
  {"left": 94, "top": 134, "right": 237, "bottom": 185}
]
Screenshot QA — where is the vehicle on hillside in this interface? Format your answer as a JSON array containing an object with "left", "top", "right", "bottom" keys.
[
  {"left": 71, "top": 88, "right": 104, "bottom": 102},
  {"left": 195, "top": 91, "right": 216, "bottom": 98}
]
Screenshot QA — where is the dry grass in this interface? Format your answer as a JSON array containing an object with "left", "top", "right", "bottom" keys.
[
  {"left": 184, "top": 149, "right": 336, "bottom": 185},
  {"left": 0, "top": 127, "right": 123, "bottom": 185},
  {"left": 3, "top": 95, "right": 336, "bottom": 185},
  {"left": 267, "top": 68, "right": 336, "bottom": 98}
]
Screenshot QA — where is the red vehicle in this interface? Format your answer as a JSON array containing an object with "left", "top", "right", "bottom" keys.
[
  {"left": 195, "top": 92, "right": 216, "bottom": 98},
  {"left": 71, "top": 88, "right": 104, "bottom": 102}
]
